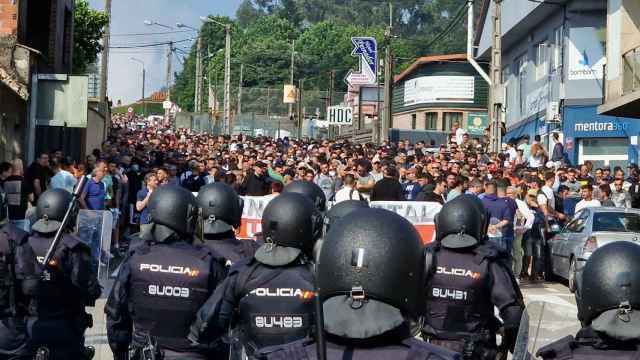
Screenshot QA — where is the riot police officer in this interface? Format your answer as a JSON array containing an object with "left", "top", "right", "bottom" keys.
[
  {"left": 423, "top": 194, "right": 524, "bottom": 359},
  {"left": 537, "top": 241, "right": 640, "bottom": 359},
  {"left": 0, "top": 186, "right": 30, "bottom": 359},
  {"left": 196, "top": 183, "right": 259, "bottom": 266},
  {"left": 282, "top": 181, "right": 327, "bottom": 212},
  {"left": 188, "top": 192, "right": 321, "bottom": 357},
  {"left": 17, "top": 188, "right": 101, "bottom": 359},
  {"left": 255, "top": 207, "right": 460, "bottom": 359},
  {"left": 105, "top": 185, "right": 227, "bottom": 360}
]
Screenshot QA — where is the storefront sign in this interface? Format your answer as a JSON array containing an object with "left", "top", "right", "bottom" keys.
[
  {"left": 466, "top": 112, "right": 488, "bottom": 135},
  {"left": 568, "top": 27, "right": 605, "bottom": 80},
  {"left": 404, "top": 76, "right": 475, "bottom": 106},
  {"left": 574, "top": 121, "right": 629, "bottom": 132}
]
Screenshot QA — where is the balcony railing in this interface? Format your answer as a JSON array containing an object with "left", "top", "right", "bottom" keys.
[{"left": 623, "top": 46, "right": 640, "bottom": 94}]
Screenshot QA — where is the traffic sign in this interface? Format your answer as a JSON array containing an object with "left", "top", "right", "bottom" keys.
[
  {"left": 345, "top": 37, "right": 378, "bottom": 86},
  {"left": 127, "top": 107, "right": 134, "bottom": 113},
  {"left": 326, "top": 106, "right": 353, "bottom": 126},
  {"left": 162, "top": 100, "right": 172, "bottom": 109},
  {"left": 283, "top": 84, "right": 297, "bottom": 103}
]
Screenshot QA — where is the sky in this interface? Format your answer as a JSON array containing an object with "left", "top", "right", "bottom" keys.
[{"left": 88, "top": 0, "right": 243, "bottom": 105}]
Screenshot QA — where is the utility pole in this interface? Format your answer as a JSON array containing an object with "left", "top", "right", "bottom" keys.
[
  {"left": 165, "top": 41, "right": 173, "bottom": 127},
  {"left": 266, "top": 87, "right": 271, "bottom": 137},
  {"left": 289, "top": 40, "right": 295, "bottom": 117},
  {"left": 194, "top": 35, "right": 202, "bottom": 113},
  {"left": 381, "top": 2, "right": 393, "bottom": 143},
  {"left": 142, "top": 68, "right": 146, "bottom": 116},
  {"left": 223, "top": 25, "right": 232, "bottom": 135},
  {"left": 237, "top": 63, "right": 243, "bottom": 116},
  {"left": 489, "top": 0, "right": 503, "bottom": 152},
  {"left": 297, "top": 79, "right": 304, "bottom": 139},
  {"left": 100, "top": 0, "right": 112, "bottom": 135},
  {"left": 328, "top": 70, "right": 335, "bottom": 140}
]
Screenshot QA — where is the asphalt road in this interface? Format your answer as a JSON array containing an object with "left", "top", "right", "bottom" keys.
[{"left": 86, "top": 280, "right": 578, "bottom": 360}]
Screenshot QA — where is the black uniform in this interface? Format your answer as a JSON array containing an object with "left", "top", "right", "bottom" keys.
[
  {"left": 16, "top": 232, "right": 101, "bottom": 359},
  {"left": 423, "top": 243, "right": 524, "bottom": 357},
  {"left": 106, "top": 240, "right": 227, "bottom": 360},
  {"left": 255, "top": 207, "right": 459, "bottom": 360},
  {"left": 538, "top": 327, "right": 640, "bottom": 359},
  {"left": 189, "top": 256, "right": 316, "bottom": 355},
  {"left": 202, "top": 231, "right": 259, "bottom": 267},
  {"left": 538, "top": 242, "right": 640, "bottom": 359},
  {"left": 423, "top": 195, "right": 524, "bottom": 359},
  {"left": 0, "top": 222, "right": 29, "bottom": 359}
]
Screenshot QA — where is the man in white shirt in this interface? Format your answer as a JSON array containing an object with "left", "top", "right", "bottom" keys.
[
  {"left": 334, "top": 173, "right": 363, "bottom": 203},
  {"left": 453, "top": 121, "right": 467, "bottom": 145},
  {"left": 575, "top": 185, "right": 601, "bottom": 214}
]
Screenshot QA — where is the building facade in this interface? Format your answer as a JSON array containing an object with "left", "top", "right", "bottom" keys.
[
  {"left": 392, "top": 54, "right": 489, "bottom": 142},
  {"left": 477, "top": 0, "right": 640, "bottom": 167},
  {"left": 598, "top": 0, "right": 640, "bottom": 118}
]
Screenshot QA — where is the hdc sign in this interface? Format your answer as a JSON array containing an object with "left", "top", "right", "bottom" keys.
[{"left": 327, "top": 106, "right": 353, "bottom": 126}]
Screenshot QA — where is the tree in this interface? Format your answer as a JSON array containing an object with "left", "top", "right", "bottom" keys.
[{"left": 73, "top": 0, "right": 109, "bottom": 74}]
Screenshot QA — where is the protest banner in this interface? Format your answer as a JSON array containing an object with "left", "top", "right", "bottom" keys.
[
  {"left": 233, "top": 195, "right": 442, "bottom": 244},
  {"left": 369, "top": 201, "right": 441, "bottom": 244}
]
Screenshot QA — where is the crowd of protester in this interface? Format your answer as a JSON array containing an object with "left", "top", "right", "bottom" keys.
[{"left": 1, "top": 114, "right": 639, "bottom": 283}]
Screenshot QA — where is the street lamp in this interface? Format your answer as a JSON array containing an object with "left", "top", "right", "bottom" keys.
[
  {"left": 176, "top": 22, "right": 198, "bottom": 31},
  {"left": 130, "top": 57, "right": 146, "bottom": 116},
  {"left": 201, "top": 15, "right": 232, "bottom": 135},
  {"left": 143, "top": 20, "right": 173, "bottom": 29}
]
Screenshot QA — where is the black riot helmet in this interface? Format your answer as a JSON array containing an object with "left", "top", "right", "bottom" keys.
[
  {"left": 196, "top": 183, "right": 244, "bottom": 235},
  {"left": 282, "top": 181, "right": 327, "bottom": 212},
  {"left": 148, "top": 185, "right": 198, "bottom": 237},
  {"left": 324, "top": 200, "right": 369, "bottom": 235},
  {"left": 435, "top": 194, "right": 488, "bottom": 249},
  {"left": 577, "top": 242, "right": 640, "bottom": 333},
  {"left": 255, "top": 192, "right": 323, "bottom": 266},
  {"left": 32, "top": 189, "right": 73, "bottom": 233},
  {"left": 318, "top": 208, "right": 425, "bottom": 339}
]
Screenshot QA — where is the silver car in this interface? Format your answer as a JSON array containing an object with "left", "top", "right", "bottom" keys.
[{"left": 549, "top": 207, "right": 640, "bottom": 292}]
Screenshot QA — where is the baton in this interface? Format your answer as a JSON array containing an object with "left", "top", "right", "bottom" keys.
[
  {"left": 41, "top": 175, "right": 88, "bottom": 270},
  {"left": 314, "top": 285, "right": 327, "bottom": 360}
]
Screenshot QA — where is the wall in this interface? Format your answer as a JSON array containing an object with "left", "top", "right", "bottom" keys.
[
  {"left": 0, "top": 83, "right": 25, "bottom": 161},
  {"left": 500, "top": 0, "right": 606, "bottom": 135},
  {"left": 0, "top": 0, "right": 18, "bottom": 35},
  {"left": 86, "top": 102, "right": 105, "bottom": 157},
  {"left": 393, "top": 61, "right": 489, "bottom": 115},
  {"left": 604, "top": 0, "right": 640, "bottom": 101}
]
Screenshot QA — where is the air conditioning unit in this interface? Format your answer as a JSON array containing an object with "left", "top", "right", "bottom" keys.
[{"left": 546, "top": 101, "right": 561, "bottom": 123}]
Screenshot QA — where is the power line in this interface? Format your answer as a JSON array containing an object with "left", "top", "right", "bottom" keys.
[
  {"left": 109, "top": 38, "right": 194, "bottom": 49},
  {"left": 110, "top": 29, "right": 194, "bottom": 37},
  {"left": 421, "top": 2, "right": 468, "bottom": 50}
]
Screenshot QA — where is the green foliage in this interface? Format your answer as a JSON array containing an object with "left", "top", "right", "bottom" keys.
[
  {"left": 73, "top": 0, "right": 109, "bottom": 74},
  {"left": 171, "top": 0, "right": 471, "bottom": 111}
]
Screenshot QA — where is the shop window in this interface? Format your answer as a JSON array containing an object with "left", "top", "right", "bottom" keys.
[
  {"left": 411, "top": 114, "right": 417, "bottom": 129},
  {"left": 443, "top": 112, "right": 462, "bottom": 131},
  {"left": 425, "top": 112, "right": 437, "bottom": 130}
]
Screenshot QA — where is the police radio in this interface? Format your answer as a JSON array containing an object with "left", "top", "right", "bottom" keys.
[{"left": 41, "top": 175, "right": 88, "bottom": 275}]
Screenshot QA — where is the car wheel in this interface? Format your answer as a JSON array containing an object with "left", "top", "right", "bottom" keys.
[{"left": 568, "top": 257, "right": 577, "bottom": 293}]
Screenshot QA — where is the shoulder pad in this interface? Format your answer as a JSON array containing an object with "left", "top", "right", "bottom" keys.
[
  {"left": 536, "top": 335, "right": 575, "bottom": 359},
  {"left": 473, "top": 243, "right": 507, "bottom": 263},
  {"left": 62, "top": 234, "right": 90, "bottom": 251},
  {"left": 228, "top": 257, "right": 254, "bottom": 274},
  {"left": 402, "top": 338, "right": 461, "bottom": 360}
]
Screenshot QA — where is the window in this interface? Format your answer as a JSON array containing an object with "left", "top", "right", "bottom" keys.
[
  {"left": 553, "top": 26, "right": 564, "bottom": 71},
  {"left": 443, "top": 112, "right": 462, "bottom": 131},
  {"left": 411, "top": 114, "right": 417, "bottom": 130},
  {"left": 593, "top": 213, "right": 640, "bottom": 233},
  {"left": 515, "top": 54, "right": 527, "bottom": 114},
  {"left": 567, "top": 211, "right": 589, "bottom": 232},
  {"left": 535, "top": 40, "right": 549, "bottom": 80},
  {"left": 425, "top": 112, "right": 437, "bottom": 130}
]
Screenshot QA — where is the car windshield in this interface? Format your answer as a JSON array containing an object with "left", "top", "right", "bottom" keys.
[{"left": 593, "top": 213, "right": 640, "bottom": 233}]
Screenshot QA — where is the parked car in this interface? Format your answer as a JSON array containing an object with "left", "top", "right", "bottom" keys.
[{"left": 548, "top": 207, "right": 640, "bottom": 292}]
